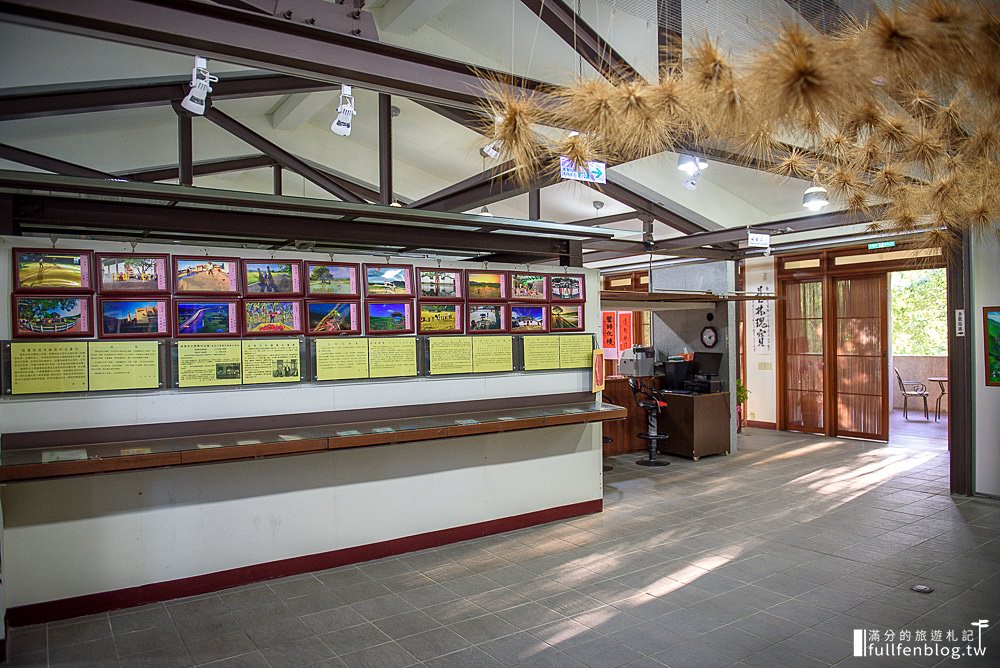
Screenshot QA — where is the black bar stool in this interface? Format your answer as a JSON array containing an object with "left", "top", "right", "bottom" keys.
[{"left": 627, "top": 379, "right": 670, "bottom": 467}]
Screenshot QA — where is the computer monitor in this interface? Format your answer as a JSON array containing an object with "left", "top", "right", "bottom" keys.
[{"left": 692, "top": 352, "right": 723, "bottom": 377}]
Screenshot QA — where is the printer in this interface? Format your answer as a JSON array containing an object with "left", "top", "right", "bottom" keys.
[{"left": 619, "top": 346, "right": 655, "bottom": 377}]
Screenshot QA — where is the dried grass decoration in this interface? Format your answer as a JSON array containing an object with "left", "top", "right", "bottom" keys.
[{"left": 480, "top": 0, "right": 1000, "bottom": 249}]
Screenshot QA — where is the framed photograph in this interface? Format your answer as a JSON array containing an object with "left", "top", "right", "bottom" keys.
[
  {"left": 509, "top": 273, "right": 548, "bottom": 302},
  {"left": 366, "top": 300, "right": 414, "bottom": 335},
  {"left": 466, "top": 270, "right": 507, "bottom": 302},
  {"left": 417, "top": 268, "right": 464, "bottom": 301},
  {"left": 174, "top": 299, "right": 240, "bottom": 337},
  {"left": 467, "top": 303, "right": 508, "bottom": 334},
  {"left": 243, "top": 259, "right": 303, "bottom": 296},
  {"left": 97, "top": 297, "right": 171, "bottom": 338},
  {"left": 550, "top": 274, "right": 586, "bottom": 302},
  {"left": 306, "top": 300, "right": 361, "bottom": 336},
  {"left": 363, "top": 264, "right": 414, "bottom": 298},
  {"left": 418, "top": 302, "right": 464, "bottom": 335},
  {"left": 12, "top": 295, "right": 93, "bottom": 338},
  {"left": 305, "top": 261, "right": 360, "bottom": 298},
  {"left": 173, "top": 256, "right": 240, "bottom": 295},
  {"left": 549, "top": 303, "right": 585, "bottom": 332},
  {"left": 13, "top": 248, "right": 93, "bottom": 293},
  {"left": 510, "top": 304, "right": 548, "bottom": 333},
  {"left": 985, "top": 306, "right": 1000, "bottom": 387},
  {"left": 96, "top": 253, "right": 170, "bottom": 294},
  {"left": 243, "top": 299, "right": 304, "bottom": 336}
]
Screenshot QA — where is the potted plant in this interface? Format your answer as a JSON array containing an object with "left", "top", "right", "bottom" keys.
[{"left": 735, "top": 378, "right": 750, "bottom": 433}]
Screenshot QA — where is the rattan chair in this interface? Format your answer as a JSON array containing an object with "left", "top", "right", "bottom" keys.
[{"left": 894, "top": 367, "right": 929, "bottom": 420}]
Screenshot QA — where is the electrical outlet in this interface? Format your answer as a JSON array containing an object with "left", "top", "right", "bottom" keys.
[
  {"left": 758, "top": 361, "right": 772, "bottom": 371},
  {"left": 749, "top": 411, "right": 757, "bottom": 419}
]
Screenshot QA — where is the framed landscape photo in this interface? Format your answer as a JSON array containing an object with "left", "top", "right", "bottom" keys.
[
  {"left": 509, "top": 273, "right": 548, "bottom": 302},
  {"left": 549, "top": 303, "right": 585, "bottom": 332},
  {"left": 986, "top": 306, "right": 1000, "bottom": 387},
  {"left": 97, "top": 297, "right": 171, "bottom": 338},
  {"left": 306, "top": 300, "right": 361, "bottom": 336},
  {"left": 173, "top": 256, "right": 240, "bottom": 296},
  {"left": 467, "top": 303, "right": 507, "bottom": 334},
  {"left": 466, "top": 271, "right": 507, "bottom": 302},
  {"left": 305, "top": 261, "right": 360, "bottom": 298},
  {"left": 96, "top": 253, "right": 170, "bottom": 294},
  {"left": 13, "top": 248, "right": 93, "bottom": 293},
  {"left": 174, "top": 299, "right": 240, "bottom": 337},
  {"left": 363, "top": 264, "right": 414, "bottom": 298},
  {"left": 510, "top": 304, "right": 548, "bottom": 333},
  {"left": 243, "top": 259, "right": 302, "bottom": 297},
  {"left": 417, "top": 268, "right": 464, "bottom": 301},
  {"left": 550, "top": 274, "right": 586, "bottom": 302},
  {"left": 418, "top": 302, "right": 463, "bottom": 335},
  {"left": 366, "top": 300, "right": 414, "bottom": 335},
  {"left": 243, "top": 299, "right": 304, "bottom": 336},
  {"left": 12, "top": 295, "right": 93, "bottom": 338}
]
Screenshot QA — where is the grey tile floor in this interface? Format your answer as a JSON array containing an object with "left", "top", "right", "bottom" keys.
[{"left": 8, "top": 428, "right": 1000, "bottom": 667}]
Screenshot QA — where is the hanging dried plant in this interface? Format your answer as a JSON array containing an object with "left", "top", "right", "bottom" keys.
[
  {"left": 610, "top": 80, "right": 668, "bottom": 159},
  {"left": 739, "top": 126, "right": 781, "bottom": 166},
  {"left": 904, "top": 124, "right": 947, "bottom": 173},
  {"left": 554, "top": 133, "right": 599, "bottom": 175},
  {"left": 919, "top": 228, "right": 961, "bottom": 257},
  {"left": 915, "top": 0, "right": 975, "bottom": 82},
  {"left": 552, "top": 78, "right": 617, "bottom": 137},
  {"left": 860, "top": 5, "right": 933, "bottom": 86},
  {"left": 872, "top": 163, "right": 908, "bottom": 197},
  {"left": 901, "top": 86, "right": 940, "bottom": 119},
  {"left": 843, "top": 100, "right": 885, "bottom": 140},
  {"left": 961, "top": 127, "right": 1000, "bottom": 160},
  {"left": 821, "top": 132, "right": 854, "bottom": 161},
  {"left": 770, "top": 148, "right": 814, "bottom": 179},
  {"left": 877, "top": 116, "right": 913, "bottom": 153},
  {"left": 486, "top": 93, "right": 546, "bottom": 185},
  {"left": 849, "top": 139, "right": 888, "bottom": 172}
]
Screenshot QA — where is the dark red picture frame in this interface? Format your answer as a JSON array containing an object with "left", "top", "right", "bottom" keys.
[
  {"left": 95, "top": 253, "right": 171, "bottom": 295},
  {"left": 97, "top": 297, "right": 172, "bottom": 339},
  {"left": 12, "top": 294, "right": 94, "bottom": 338},
  {"left": 242, "top": 299, "right": 304, "bottom": 336},
  {"left": 549, "top": 274, "right": 586, "bottom": 302},
  {"left": 467, "top": 302, "right": 508, "bottom": 334},
  {"left": 12, "top": 248, "right": 94, "bottom": 294},
  {"left": 173, "top": 256, "right": 241, "bottom": 296},
  {"left": 174, "top": 298, "right": 241, "bottom": 338},
  {"left": 466, "top": 270, "right": 508, "bottom": 302},
  {"left": 418, "top": 301, "right": 464, "bottom": 335},
  {"left": 510, "top": 304, "right": 549, "bottom": 334},
  {"left": 306, "top": 300, "right": 361, "bottom": 336},
  {"left": 304, "top": 261, "right": 361, "bottom": 299},
  {"left": 241, "top": 259, "right": 303, "bottom": 297},
  {"left": 365, "top": 300, "right": 415, "bottom": 335},
  {"left": 416, "top": 267, "right": 465, "bottom": 301},
  {"left": 509, "top": 272, "right": 549, "bottom": 302},
  {"left": 363, "top": 264, "right": 415, "bottom": 299},
  {"left": 549, "top": 303, "right": 585, "bottom": 333}
]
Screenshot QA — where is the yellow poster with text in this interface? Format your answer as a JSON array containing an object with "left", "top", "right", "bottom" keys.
[
  {"left": 315, "top": 338, "right": 369, "bottom": 381},
  {"left": 523, "top": 335, "right": 560, "bottom": 371},
  {"left": 10, "top": 341, "right": 88, "bottom": 395},
  {"left": 176, "top": 340, "right": 242, "bottom": 388},
  {"left": 242, "top": 338, "right": 301, "bottom": 385},
  {"left": 472, "top": 335, "right": 513, "bottom": 373},
  {"left": 369, "top": 337, "right": 417, "bottom": 378},
  {"left": 429, "top": 336, "right": 473, "bottom": 375},
  {"left": 559, "top": 334, "right": 594, "bottom": 369},
  {"left": 89, "top": 340, "right": 160, "bottom": 391}
]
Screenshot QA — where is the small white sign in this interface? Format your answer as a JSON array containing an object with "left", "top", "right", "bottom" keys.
[
  {"left": 956, "top": 309, "right": 966, "bottom": 337},
  {"left": 747, "top": 232, "right": 771, "bottom": 248},
  {"left": 559, "top": 156, "right": 606, "bottom": 184}
]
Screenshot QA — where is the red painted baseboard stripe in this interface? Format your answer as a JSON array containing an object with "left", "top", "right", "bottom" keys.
[
  {"left": 7, "top": 498, "right": 602, "bottom": 627},
  {"left": 746, "top": 420, "right": 777, "bottom": 430}
]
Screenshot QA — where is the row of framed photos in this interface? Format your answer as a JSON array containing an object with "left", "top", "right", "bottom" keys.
[
  {"left": 11, "top": 295, "right": 587, "bottom": 339},
  {"left": 11, "top": 249, "right": 586, "bottom": 303}
]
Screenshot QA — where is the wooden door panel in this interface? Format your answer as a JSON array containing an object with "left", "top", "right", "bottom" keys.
[{"left": 833, "top": 275, "right": 888, "bottom": 440}]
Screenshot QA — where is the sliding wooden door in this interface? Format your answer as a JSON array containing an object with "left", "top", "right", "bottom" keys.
[
  {"left": 780, "top": 280, "right": 826, "bottom": 433},
  {"left": 833, "top": 275, "right": 889, "bottom": 440}
]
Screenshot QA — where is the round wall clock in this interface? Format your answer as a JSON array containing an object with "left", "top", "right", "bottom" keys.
[{"left": 701, "top": 326, "right": 719, "bottom": 348}]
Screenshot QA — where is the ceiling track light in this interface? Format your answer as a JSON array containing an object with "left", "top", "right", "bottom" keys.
[
  {"left": 802, "top": 185, "right": 830, "bottom": 211},
  {"left": 480, "top": 141, "right": 501, "bottom": 160},
  {"left": 677, "top": 154, "right": 708, "bottom": 175},
  {"left": 180, "top": 56, "right": 218, "bottom": 115},
  {"left": 682, "top": 169, "right": 703, "bottom": 191},
  {"left": 331, "top": 84, "right": 357, "bottom": 136},
  {"left": 479, "top": 205, "right": 493, "bottom": 216}
]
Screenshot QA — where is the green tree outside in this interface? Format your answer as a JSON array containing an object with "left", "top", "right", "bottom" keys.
[{"left": 891, "top": 269, "right": 947, "bottom": 356}]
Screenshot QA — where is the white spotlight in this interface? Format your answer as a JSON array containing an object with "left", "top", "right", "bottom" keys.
[
  {"left": 180, "top": 56, "right": 218, "bottom": 115},
  {"left": 802, "top": 185, "right": 830, "bottom": 211},
  {"left": 677, "top": 154, "right": 708, "bottom": 175},
  {"left": 682, "top": 169, "right": 703, "bottom": 191},
  {"left": 331, "top": 84, "right": 357, "bottom": 136},
  {"left": 480, "top": 141, "right": 501, "bottom": 160},
  {"left": 479, "top": 206, "right": 494, "bottom": 216}
]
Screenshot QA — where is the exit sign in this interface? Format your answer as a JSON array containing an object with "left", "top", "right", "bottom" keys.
[{"left": 868, "top": 240, "right": 896, "bottom": 250}]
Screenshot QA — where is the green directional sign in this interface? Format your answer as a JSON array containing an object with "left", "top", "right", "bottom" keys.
[{"left": 867, "top": 240, "right": 896, "bottom": 250}]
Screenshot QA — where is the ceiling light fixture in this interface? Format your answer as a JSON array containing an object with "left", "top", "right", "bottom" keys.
[
  {"left": 682, "top": 170, "right": 703, "bottom": 191},
  {"left": 180, "top": 56, "right": 218, "bottom": 115},
  {"left": 677, "top": 154, "right": 708, "bottom": 175},
  {"left": 802, "top": 185, "right": 830, "bottom": 211},
  {"left": 479, "top": 205, "right": 493, "bottom": 216},
  {"left": 480, "top": 141, "right": 501, "bottom": 160},
  {"left": 331, "top": 84, "right": 357, "bottom": 136}
]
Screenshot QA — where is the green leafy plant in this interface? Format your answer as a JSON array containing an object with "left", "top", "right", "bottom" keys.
[{"left": 736, "top": 378, "right": 750, "bottom": 404}]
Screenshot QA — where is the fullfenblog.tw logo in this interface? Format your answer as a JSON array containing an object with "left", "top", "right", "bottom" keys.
[{"left": 853, "top": 620, "right": 989, "bottom": 660}]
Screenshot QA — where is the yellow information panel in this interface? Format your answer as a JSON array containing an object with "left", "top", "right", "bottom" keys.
[
  {"left": 89, "top": 340, "right": 160, "bottom": 391},
  {"left": 242, "top": 338, "right": 301, "bottom": 385},
  {"left": 429, "top": 336, "right": 473, "bottom": 375},
  {"left": 523, "top": 335, "right": 560, "bottom": 371},
  {"left": 10, "top": 341, "right": 88, "bottom": 395},
  {"left": 559, "top": 334, "right": 594, "bottom": 369},
  {"left": 176, "top": 340, "right": 242, "bottom": 388},
  {"left": 369, "top": 337, "right": 417, "bottom": 378},
  {"left": 472, "top": 335, "right": 513, "bottom": 373},
  {"left": 315, "top": 338, "right": 369, "bottom": 381}
]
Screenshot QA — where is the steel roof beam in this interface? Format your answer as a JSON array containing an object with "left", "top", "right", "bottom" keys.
[{"left": 0, "top": 143, "right": 118, "bottom": 179}]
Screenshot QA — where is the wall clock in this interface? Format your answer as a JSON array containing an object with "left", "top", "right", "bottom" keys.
[{"left": 701, "top": 325, "right": 719, "bottom": 348}]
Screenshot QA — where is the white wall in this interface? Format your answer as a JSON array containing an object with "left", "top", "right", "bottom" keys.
[
  {"left": 743, "top": 257, "right": 777, "bottom": 424},
  {"left": 972, "top": 234, "right": 1000, "bottom": 496}
]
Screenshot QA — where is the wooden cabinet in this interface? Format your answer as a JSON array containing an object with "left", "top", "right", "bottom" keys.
[{"left": 657, "top": 391, "right": 731, "bottom": 460}]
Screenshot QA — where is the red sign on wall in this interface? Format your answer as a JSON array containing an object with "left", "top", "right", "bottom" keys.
[
  {"left": 618, "top": 312, "right": 633, "bottom": 352},
  {"left": 601, "top": 311, "right": 619, "bottom": 360}
]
